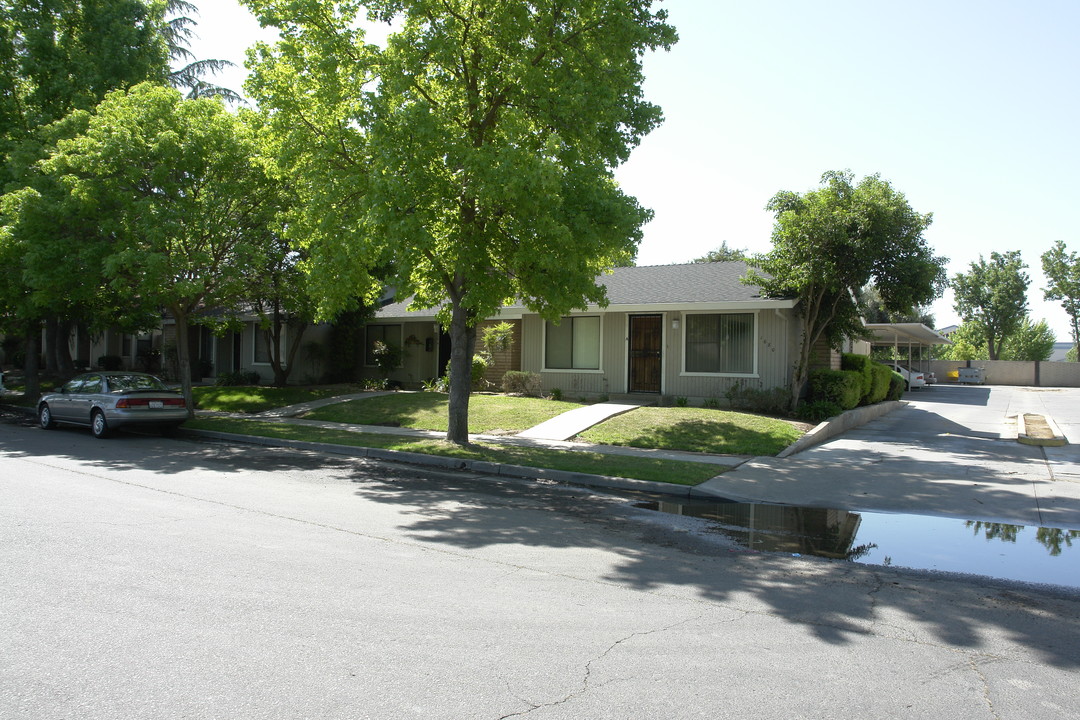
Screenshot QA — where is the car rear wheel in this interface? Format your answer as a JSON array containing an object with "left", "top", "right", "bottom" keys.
[
  {"left": 91, "top": 410, "right": 111, "bottom": 439},
  {"left": 38, "top": 403, "right": 57, "bottom": 430}
]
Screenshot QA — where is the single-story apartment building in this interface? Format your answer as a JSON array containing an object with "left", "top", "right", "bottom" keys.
[{"left": 364, "top": 262, "right": 802, "bottom": 403}]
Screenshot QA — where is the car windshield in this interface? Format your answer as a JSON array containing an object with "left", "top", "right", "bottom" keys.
[{"left": 106, "top": 375, "right": 170, "bottom": 392}]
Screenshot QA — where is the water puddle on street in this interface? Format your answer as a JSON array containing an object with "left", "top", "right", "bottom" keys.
[{"left": 634, "top": 498, "right": 1080, "bottom": 589}]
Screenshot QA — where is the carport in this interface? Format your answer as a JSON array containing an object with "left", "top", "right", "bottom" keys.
[{"left": 863, "top": 323, "right": 952, "bottom": 378}]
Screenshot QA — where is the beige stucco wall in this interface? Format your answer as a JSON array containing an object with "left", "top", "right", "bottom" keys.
[{"left": 930, "top": 360, "right": 1080, "bottom": 387}]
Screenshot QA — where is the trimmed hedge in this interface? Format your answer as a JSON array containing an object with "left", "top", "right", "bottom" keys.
[
  {"left": 886, "top": 371, "right": 905, "bottom": 401},
  {"left": 867, "top": 362, "right": 893, "bottom": 404},
  {"left": 808, "top": 368, "right": 863, "bottom": 411},
  {"left": 841, "top": 353, "right": 873, "bottom": 401}
]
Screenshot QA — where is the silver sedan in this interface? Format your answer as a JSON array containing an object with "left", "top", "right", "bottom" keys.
[{"left": 38, "top": 372, "right": 188, "bottom": 439}]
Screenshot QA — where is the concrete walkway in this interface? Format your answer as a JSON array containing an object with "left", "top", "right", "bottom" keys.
[{"left": 515, "top": 400, "right": 650, "bottom": 441}]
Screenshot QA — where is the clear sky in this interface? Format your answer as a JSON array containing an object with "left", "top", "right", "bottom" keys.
[{"left": 186, "top": 0, "right": 1080, "bottom": 338}]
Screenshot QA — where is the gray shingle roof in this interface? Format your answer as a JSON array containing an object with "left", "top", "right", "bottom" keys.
[
  {"left": 375, "top": 262, "right": 780, "bottom": 319},
  {"left": 590, "top": 261, "right": 765, "bottom": 305}
]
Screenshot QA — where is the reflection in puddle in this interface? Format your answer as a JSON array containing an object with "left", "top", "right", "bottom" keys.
[{"left": 636, "top": 499, "right": 1080, "bottom": 589}]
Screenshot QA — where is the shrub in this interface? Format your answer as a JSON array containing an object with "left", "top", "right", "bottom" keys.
[
  {"left": 372, "top": 340, "right": 404, "bottom": 379},
  {"left": 808, "top": 368, "right": 862, "bottom": 410},
  {"left": 549, "top": 387, "right": 563, "bottom": 401},
  {"left": 723, "top": 382, "right": 791, "bottom": 416},
  {"left": 674, "top": 396, "right": 688, "bottom": 407},
  {"left": 422, "top": 376, "right": 449, "bottom": 393},
  {"left": 481, "top": 322, "right": 515, "bottom": 354},
  {"left": 216, "top": 369, "right": 261, "bottom": 386},
  {"left": 841, "top": 353, "right": 873, "bottom": 403},
  {"left": 867, "top": 362, "right": 892, "bottom": 403},
  {"left": 97, "top": 355, "right": 122, "bottom": 370},
  {"left": 886, "top": 371, "right": 905, "bottom": 401},
  {"left": 440, "top": 353, "right": 490, "bottom": 390},
  {"left": 796, "top": 400, "right": 843, "bottom": 423},
  {"left": 502, "top": 370, "right": 541, "bottom": 396}
]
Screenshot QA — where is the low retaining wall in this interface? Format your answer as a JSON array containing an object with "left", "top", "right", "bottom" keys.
[{"left": 778, "top": 401, "right": 903, "bottom": 458}]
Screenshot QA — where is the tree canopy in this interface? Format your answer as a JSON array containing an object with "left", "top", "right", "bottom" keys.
[
  {"left": 0, "top": 0, "right": 171, "bottom": 395},
  {"left": 951, "top": 250, "right": 1029, "bottom": 361},
  {"left": 1041, "top": 240, "right": 1080, "bottom": 360},
  {"left": 939, "top": 318, "right": 1054, "bottom": 362},
  {"left": 692, "top": 241, "right": 746, "bottom": 263},
  {"left": 746, "top": 170, "right": 946, "bottom": 410},
  {"left": 39, "top": 83, "right": 280, "bottom": 411},
  {"left": 246, "top": 0, "right": 677, "bottom": 443}
]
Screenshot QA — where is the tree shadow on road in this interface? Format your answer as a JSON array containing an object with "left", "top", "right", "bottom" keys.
[{"left": 348, "top": 465, "right": 1080, "bottom": 669}]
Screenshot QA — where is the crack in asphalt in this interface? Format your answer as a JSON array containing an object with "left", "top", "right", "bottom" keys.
[
  {"left": 968, "top": 656, "right": 1001, "bottom": 720},
  {"left": 495, "top": 616, "right": 703, "bottom": 719}
]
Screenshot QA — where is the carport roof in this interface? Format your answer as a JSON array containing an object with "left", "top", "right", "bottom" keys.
[{"left": 863, "top": 322, "right": 953, "bottom": 346}]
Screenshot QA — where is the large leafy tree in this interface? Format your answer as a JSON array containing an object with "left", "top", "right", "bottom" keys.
[
  {"left": 0, "top": 0, "right": 170, "bottom": 396},
  {"left": 746, "top": 171, "right": 946, "bottom": 410},
  {"left": 940, "top": 318, "right": 1055, "bottom": 362},
  {"left": 1041, "top": 240, "right": 1080, "bottom": 361},
  {"left": 246, "top": 0, "right": 676, "bottom": 444},
  {"left": 951, "top": 250, "right": 1029, "bottom": 361},
  {"left": 40, "top": 83, "right": 280, "bottom": 412}
]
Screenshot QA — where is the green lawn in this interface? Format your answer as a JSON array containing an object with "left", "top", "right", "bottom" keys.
[
  {"left": 192, "top": 384, "right": 365, "bottom": 413},
  {"left": 579, "top": 406, "right": 803, "bottom": 456},
  {"left": 304, "top": 393, "right": 585, "bottom": 434},
  {"left": 184, "top": 417, "right": 724, "bottom": 486}
]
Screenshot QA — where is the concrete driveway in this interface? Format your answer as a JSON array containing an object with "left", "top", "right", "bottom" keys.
[{"left": 694, "top": 384, "right": 1080, "bottom": 529}]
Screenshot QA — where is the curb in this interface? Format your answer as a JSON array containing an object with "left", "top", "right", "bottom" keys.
[
  {"left": 1017, "top": 413, "right": 1068, "bottom": 447},
  {"left": 182, "top": 428, "right": 704, "bottom": 498},
  {"left": 777, "top": 401, "right": 904, "bottom": 458}
]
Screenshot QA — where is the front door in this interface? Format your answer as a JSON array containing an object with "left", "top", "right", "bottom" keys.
[{"left": 628, "top": 314, "right": 662, "bottom": 393}]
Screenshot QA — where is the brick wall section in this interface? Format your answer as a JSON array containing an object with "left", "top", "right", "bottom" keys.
[
  {"left": 807, "top": 335, "right": 840, "bottom": 371},
  {"left": 476, "top": 319, "right": 522, "bottom": 389}
]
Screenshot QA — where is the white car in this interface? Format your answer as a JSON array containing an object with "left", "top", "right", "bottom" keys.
[{"left": 880, "top": 362, "right": 926, "bottom": 390}]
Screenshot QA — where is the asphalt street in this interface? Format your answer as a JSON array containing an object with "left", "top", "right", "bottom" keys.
[{"left": 2, "top": 413, "right": 1079, "bottom": 719}]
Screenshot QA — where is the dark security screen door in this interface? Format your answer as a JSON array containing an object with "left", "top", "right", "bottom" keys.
[{"left": 629, "top": 315, "right": 662, "bottom": 393}]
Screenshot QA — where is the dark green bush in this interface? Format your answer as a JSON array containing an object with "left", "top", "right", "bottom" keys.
[
  {"left": 886, "top": 371, "right": 905, "bottom": 401},
  {"left": 841, "top": 353, "right": 873, "bottom": 402},
  {"left": 97, "top": 355, "right": 122, "bottom": 370},
  {"left": 724, "top": 382, "right": 791, "bottom": 416},
  {"left": 808, "top": 368, "right": 863, "bottom": 410},
  {"left": 216, "top": 369, "right": 261, "bottom": 386},
  {"left": 501, "top": 370, "right": 541, "bottom": 396},
  {"left": 867, "top": 362, "right": 892, "bottom": 403},
  {"left": 796, "top": 400, "right": 842, "bottom": 423}
]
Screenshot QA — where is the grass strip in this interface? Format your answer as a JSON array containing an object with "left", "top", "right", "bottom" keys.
[
  {"left": 192, "top": 384, "right": 366, "bottom": 413},
  {"left": 185, "top": 417, "right": 723, "bottom": 486},
  {"left": 305, "top": 392, "right": 584, "bottom": 434},
  {"left": 580, "top": 406, "right": 803, "bottom": 456}
]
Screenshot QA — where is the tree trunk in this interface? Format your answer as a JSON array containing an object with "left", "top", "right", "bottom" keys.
[
  {"left": 273, "top": 319, "right": 308, "bottom": 387},
  {"left": 23, "top": 325, "right": 41, "bottom": 402},
  {"left": 56, "top": 318, "right": 76, "bottom": 377},
  {"left": 43, "top": 316, "right": 59, "bottom": 374},
  {"left": 173, "top": 310, "right": 195, "bottom": 418},
  {"left": 446, "top": 297, "right": 476, "bottom": 445}
]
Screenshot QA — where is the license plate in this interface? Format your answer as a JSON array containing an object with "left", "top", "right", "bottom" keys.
[{"left": 149, "top": 401, "right": 164, "bottom": 409}]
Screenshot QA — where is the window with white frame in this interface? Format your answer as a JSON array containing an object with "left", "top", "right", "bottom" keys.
[
  {"left": 684, "top": 313, "right": 754, "bottom": 374},
  {"left": 365, "top": 325, "right": 402, "bottom": 366},
  {"left": 254, "top": 327, "right": 291, "bottom": 366},
  {"left": 545, "top": 316, "right": 600, "bottom": 370}
]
